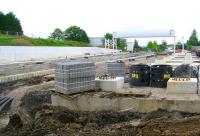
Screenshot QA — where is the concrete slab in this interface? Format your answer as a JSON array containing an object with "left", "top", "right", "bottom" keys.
[{"left": 167, "top": 78, "right": 197, "bottom": 94}]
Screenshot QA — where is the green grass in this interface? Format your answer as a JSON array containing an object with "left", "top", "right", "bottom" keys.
[{"left": 0, "top": 34, "right": 90, "bottom": 47}]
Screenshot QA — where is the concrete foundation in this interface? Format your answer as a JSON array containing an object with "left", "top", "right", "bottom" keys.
[
  {"left": 95, "top": 77, "right": 124, "bottom": 92},
  {"left": 51, "top": 89, "right": 200, "bottom": 113},
  {"left": 167, "top": 78, "right": 197, "bottom": 94}
]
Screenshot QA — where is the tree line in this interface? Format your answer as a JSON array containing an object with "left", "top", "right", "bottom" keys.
[
  {"left": 146, "top": 29, "right": 200, "bottom": 51},
  {"left": 49, "top": 26, "right": 89, "bottom": 43},
  {"left": 104, "top": 29, "right": 200, "bottom": 52},
  {"left": 1, "top": 10, "right": 199, "bottom": 49},
  {"left": 104, "top": 32, "right": 167, "bottom": 52},
  {"left": 0, "top": 11, "right": 23, "bottom": 34}
]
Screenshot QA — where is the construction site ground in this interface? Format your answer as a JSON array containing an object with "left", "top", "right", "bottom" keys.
[
  {"left": 1, "top": 54, "right": 200, "bottom": 136},
  {"left": 1, "top": 77, "right": 200, "bottom": 135}
]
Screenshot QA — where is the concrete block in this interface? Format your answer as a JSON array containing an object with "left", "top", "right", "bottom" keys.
[
  {"left": 167, "top": 78, "right": 197, "bottom": 94},
  {"left": 105, "top": 61, "right": 125, "bottom": 77},
  {"left": 54, "top": 60, "right": 95, "bottom": 94},
  {"left": 95, "top": 77, "right": 124, "bottom": 92}
]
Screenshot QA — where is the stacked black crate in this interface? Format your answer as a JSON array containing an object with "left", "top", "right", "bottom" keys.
[
  {"left": 150, "top": 65, "right": 172, "bottom": 88},
  {"left": 129, "top": 64, "right": 150, "bottom": 87},
  {"left": 55, "top": 60, "right": 95, "bottom": 94}
]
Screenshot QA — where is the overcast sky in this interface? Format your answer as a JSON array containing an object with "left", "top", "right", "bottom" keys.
[{"left": 1, "top": 0, "right": 200, "bottom": 44}]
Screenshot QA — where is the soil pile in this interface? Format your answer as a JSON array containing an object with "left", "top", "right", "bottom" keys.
[
  {"left": 0, "top": 105, "right": 141, "bottom": 136},
  {"left": 138, "top": 116, "right": 200, "bottom": 136},
  {"left": 1, "top": 105, "right": 200, "bottom": 136}
]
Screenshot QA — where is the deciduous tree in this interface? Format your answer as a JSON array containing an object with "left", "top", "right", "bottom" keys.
[
  {"left": 64, "top": 26, "right": 89, "bottom": 43},
  {"left": 49, "top": 28, "right": 64, "bottom": 40}
]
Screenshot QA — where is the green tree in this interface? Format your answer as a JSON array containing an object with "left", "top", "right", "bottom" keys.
[
  {"left": 133, "top": 39, "right": 142, "bottom": 51},
  {"left": 103, "top": 33, "right": 113, "bottom": 48},
  {"left": 0, "top": 12, "right": 5, "bottom": 31},
  {"left": 64, "top": 26, "right": 89, "bottom": 43},
  {"left": 187, "top": 29, "right": 199, "bottom": 46},
  {"left": 104, "top": 33, "right": 113, "bottom": 40},
  {"left": 134, "top": 39, "right": 139, "bottom": 48},
  {"left": 176, "top": 42, "right": 182, "bottom": 49},
  {"left": 49, "top": 28, "right": 64, "bottom": 40},
  {"left": 0, "top": 11, "right": 23, "bottom": 34},
  {"left": 157, "top": 40, "right": 167, "bottom": 51},
  {"left": 117, "top": 38, "right": 126, "bottom": 50},
  {"left": 147, "top": 41, "right": 158, "bottom": 52}
]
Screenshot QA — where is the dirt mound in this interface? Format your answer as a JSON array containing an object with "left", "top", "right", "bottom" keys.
[
  {"left": 0, "top": 105, "right": 141, "bottom": 136},
  {"left": 138, "top": 116, "right": 200, "bottom": 136},
  {"left": 1, "top": 105, "right": 200, "bottom": 136}
]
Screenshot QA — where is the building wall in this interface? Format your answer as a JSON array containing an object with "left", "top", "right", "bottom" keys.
[{"left": 89, "top": 37, "right": 104, "bottom": 47}]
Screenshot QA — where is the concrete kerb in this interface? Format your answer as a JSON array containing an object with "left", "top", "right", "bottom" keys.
[{"left": 0, "top": 69, "right": 54, "bottom": 83}]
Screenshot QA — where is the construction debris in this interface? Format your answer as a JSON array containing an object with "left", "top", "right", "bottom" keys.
[{"left": 174, "top": 64, "right": 197, "bottom": 78}]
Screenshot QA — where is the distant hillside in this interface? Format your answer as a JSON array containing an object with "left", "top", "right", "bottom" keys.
[{"left": 0, "top": 34, "right": 90, "bottom": 47}]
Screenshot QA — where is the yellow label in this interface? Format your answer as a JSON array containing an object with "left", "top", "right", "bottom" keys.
[
  {"left": 132, "top": 73, "right": 139, "bottom": 78},
  {"left": 164, "top": 74, "right": 170, "bottom": 79}
]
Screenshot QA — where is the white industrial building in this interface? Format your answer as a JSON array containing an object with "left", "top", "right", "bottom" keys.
[{"left": 89, "top": 37, "right": 104, "bottom": 47}]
